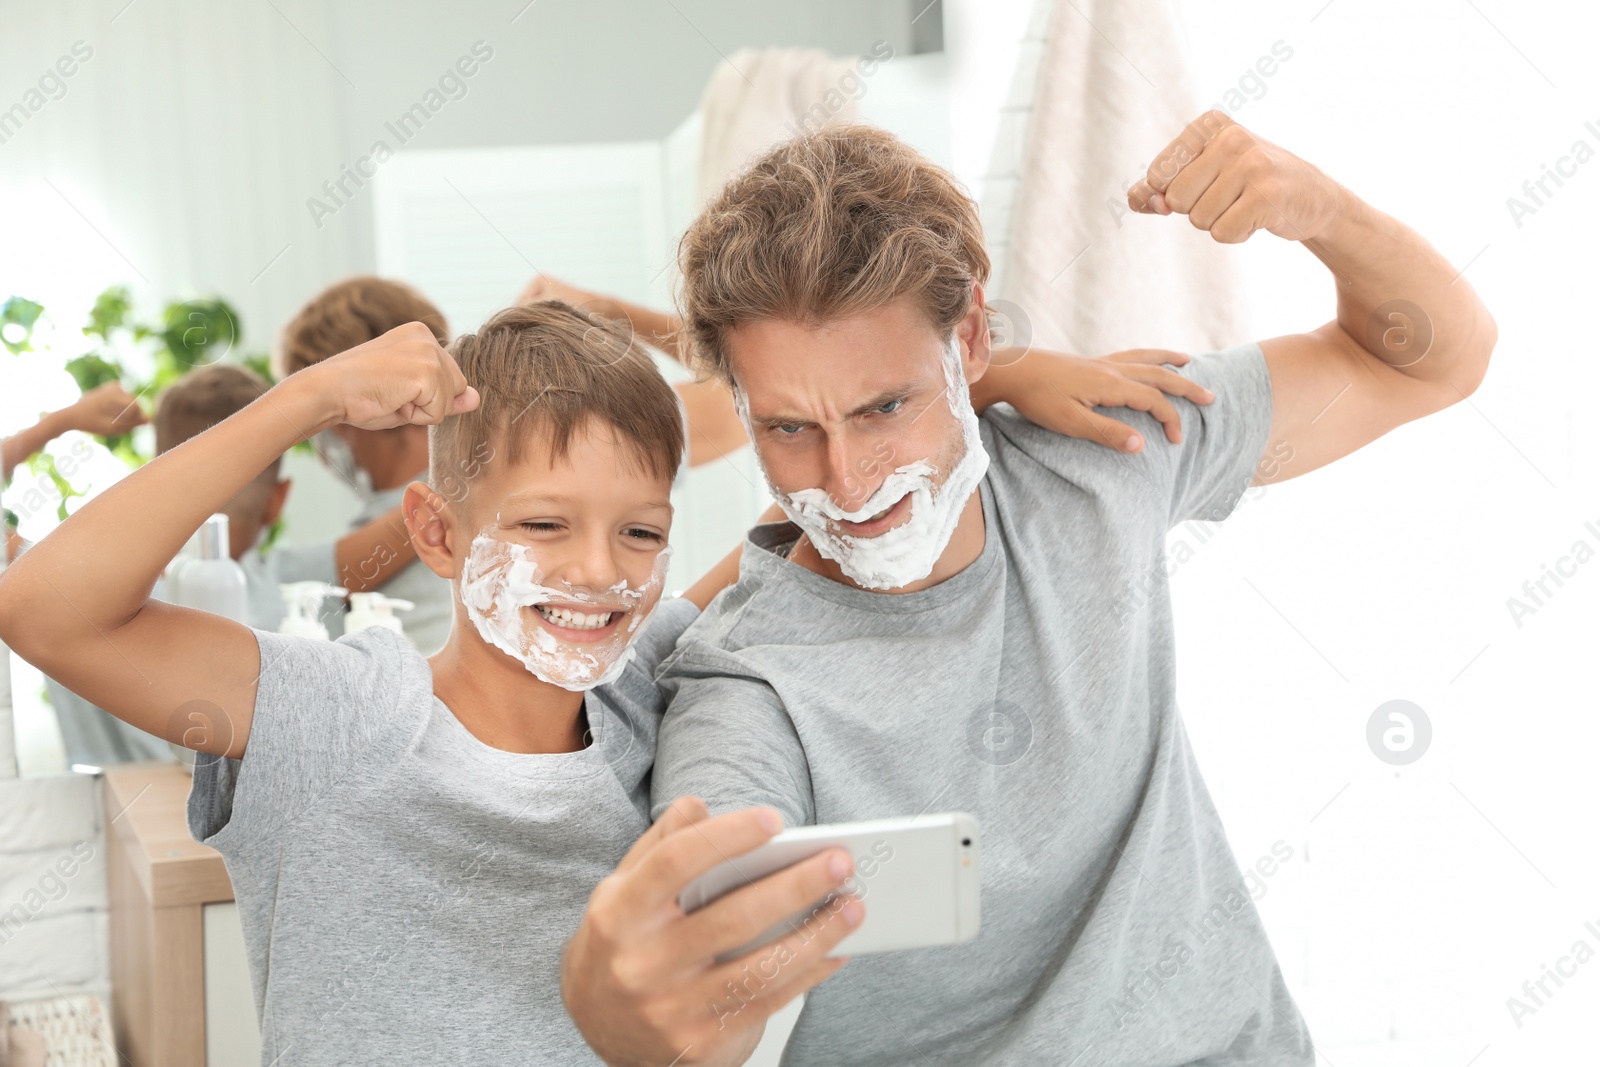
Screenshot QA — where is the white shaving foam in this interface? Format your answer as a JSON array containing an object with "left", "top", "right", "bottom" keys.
[
  {"left": 738, "top": 335, "right": 989, "bottom": 591},
  {"left": 458, "top": 532, "right": 671, "bottom": 691}
]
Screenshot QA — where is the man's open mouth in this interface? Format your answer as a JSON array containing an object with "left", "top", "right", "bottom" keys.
[{"left": 837, "top": 492, "right": 913, "bottom": 537}]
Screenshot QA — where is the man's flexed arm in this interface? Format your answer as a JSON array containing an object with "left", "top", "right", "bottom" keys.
[
  {"left": 0, "top": 323, "right": 478, "bottom": 757},
  {"left": 1129, "top": 111, "right": 1497, "bottom": 484}
]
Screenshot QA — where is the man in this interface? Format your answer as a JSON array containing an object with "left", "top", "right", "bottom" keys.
[{"left": 561, "top": 114, "right": 1495, "bottom": 1065}]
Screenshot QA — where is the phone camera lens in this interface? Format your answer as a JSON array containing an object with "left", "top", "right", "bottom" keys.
[{"left": 961, "top": 837, "right": 972, "bottom": 847}]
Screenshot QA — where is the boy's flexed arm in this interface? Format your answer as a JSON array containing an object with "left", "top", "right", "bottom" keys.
[{"left": 0, "top": 323, "right": 477, "bottom": 758}]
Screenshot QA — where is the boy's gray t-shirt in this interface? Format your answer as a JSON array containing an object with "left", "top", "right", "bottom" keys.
[
  {"left": 188, "top": 595, "right": 699, "bottom": 1065},
  {"left": 653, "top": 344, "right": 1314, "bottom": 1066}
]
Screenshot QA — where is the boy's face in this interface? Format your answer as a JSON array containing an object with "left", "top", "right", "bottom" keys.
[{"left": 433, "top": 417, "right": 674, "bottom": 690}]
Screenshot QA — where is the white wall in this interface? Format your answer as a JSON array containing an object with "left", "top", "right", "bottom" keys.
[{"left": 1162, "top": 1, "right": 1597, "bottom": 1060}]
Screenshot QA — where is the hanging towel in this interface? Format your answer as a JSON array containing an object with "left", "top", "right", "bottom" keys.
[
  {"left": 696, "top": 47, "right": 863, "bottom": 206},
  {"left": 998, "top": 0, "right": 1248, "bottom": 356}
]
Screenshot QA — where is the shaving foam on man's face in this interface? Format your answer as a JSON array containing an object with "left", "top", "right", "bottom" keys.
[
  {"left": 459, "top": 532, "right": 670, "bottom": 691},
  {"left": 733, "top": 320, "right": 990, "bottom": 591}
]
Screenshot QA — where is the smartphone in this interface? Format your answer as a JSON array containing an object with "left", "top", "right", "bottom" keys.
[{"left": 677, "top": 811, "right": 981, "bottom": 961}]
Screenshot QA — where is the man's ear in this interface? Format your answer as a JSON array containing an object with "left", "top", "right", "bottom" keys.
[
  {"left": 957, "top": 280, "right": 993, "bottom": 387},
  {"left": 404, "top": 480, "right": 460, "bottom": 579}
]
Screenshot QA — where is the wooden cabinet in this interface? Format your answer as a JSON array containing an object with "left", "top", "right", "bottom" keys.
[{"left": 102, "top": 763, "right": 257, "bottom": 1067}]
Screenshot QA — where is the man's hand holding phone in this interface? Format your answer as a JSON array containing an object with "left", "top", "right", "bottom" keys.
[{"left": 561, "top": 798, "right": 863, "bottom": 1067}]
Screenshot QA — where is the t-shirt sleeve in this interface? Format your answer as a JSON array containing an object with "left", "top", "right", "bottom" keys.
[
  {"left": 187, "top": 628, "right": 410, "bottom": 853},
  {"left": 651, "top": 642, "right": 814, "bottom": 830},
  {"left": 1155, "top": 342, "right": 1275, "bottom": 527}
]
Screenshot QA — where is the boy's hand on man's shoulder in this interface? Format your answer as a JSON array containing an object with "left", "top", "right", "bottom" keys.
[
  {"left": 294, "top": 321, "right": 480, "bottom": 432},
  {"left": 975, "top": 346, "right": 1214, "bottom": 453}
]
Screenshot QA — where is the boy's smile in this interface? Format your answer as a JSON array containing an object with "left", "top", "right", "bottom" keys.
[{"left": 532, "top": 602, "right": 624, "bottom": 638}]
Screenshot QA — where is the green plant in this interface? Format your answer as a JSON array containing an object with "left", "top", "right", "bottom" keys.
[
  {"left": 1, "top": 296, "right": 45, "bottom": 355},
  {"left": 5, "top": 285, "right": 277, "bottom": 517}
]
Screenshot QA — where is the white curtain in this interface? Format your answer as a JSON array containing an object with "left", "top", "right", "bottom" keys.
[{"left": 995, "top": 0, "right": 1247, "bottom": 355}]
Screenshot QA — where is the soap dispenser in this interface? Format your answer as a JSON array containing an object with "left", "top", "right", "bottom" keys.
[
  {"left": 277, "top": 581, "right": 348, "bottom": 640},
  {"left": 345, "top": 592, "right": 415, "bottom": 636}
]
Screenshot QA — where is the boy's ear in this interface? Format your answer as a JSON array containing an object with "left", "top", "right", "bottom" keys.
[{"left": 404, "top": 480, "right": 460, "bottom": 579}]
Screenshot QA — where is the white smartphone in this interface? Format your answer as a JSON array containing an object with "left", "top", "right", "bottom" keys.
[{"left": 678, "top": 811, "right": 981, "bottom": 961}]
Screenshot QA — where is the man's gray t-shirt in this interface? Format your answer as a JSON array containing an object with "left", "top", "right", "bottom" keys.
[
  {"left": 189, "top": 596, "right": 699, "bottom": 1065},
  {"left": 652, "top": 344, "right": 1313, "bottom": 1066}
]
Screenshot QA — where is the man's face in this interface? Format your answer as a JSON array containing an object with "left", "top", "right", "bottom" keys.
[
  {"left": 450, "top": 418, "right": 673, "bottom": 689},
  {"left": 728, "top": 297, "right": 982, "bottom": 545}
]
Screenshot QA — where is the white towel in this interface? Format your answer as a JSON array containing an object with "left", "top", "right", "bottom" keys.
[
  {"left": 696, "top": 47, "right": 864, "bottom": 206},
  {"left": 998, "top": 0, "right": 1248, "bottom": 356}
]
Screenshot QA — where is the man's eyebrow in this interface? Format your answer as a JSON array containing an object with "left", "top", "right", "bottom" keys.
[
  {"left": 847, "top": 384, "right": 919, "bottom": 418},
  {"left": 749, "top": 383, "right": 922, "bottom": 427}
]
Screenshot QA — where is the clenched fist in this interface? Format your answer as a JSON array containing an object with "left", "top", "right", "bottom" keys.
[
  {"left": 297, "top": 320, "right": 479, "bottom": 431},
  {"left": 1128, "top": 111, "right": 1346, "bottom": 244}
]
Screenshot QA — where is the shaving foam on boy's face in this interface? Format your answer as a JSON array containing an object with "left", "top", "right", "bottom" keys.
[
  {"left": 458, "top": 530, "right": 670, "bottom": 691},
  {"left": 736, "top": 332, "right": 990, "bottom": 591}
]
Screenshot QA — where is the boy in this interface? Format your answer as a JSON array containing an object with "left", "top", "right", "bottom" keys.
[{"left": 0, "top": 302, "right": 821, "bottom": 1062}]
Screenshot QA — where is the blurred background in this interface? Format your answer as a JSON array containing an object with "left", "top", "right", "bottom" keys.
[{"left": 1, "top": 0, "right": 1596, "bottom": 1064}]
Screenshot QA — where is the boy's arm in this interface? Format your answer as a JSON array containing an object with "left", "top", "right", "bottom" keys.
[
  {"left": 969, "top": 346, "right": 1216, "bottom": 453},
  {"left": 0, "top": 324, "right": 476, "bottom": 758},
  {"left": 2, "top": 382, "right": 146, "bottom": 482}
]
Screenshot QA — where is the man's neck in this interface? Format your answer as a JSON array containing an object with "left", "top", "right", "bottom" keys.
[
  {"left": 788, "top": 488, "right": 985, "bottom": 595},
  {"left": 428, "top": 624, "right": 588, "bottom": 754}
]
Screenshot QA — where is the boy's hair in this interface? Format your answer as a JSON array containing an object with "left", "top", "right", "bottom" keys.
[
  {"left": 676, "top": 124, "right": 991, "bottom": 383},
  {"left": 429, "top": 301, "right": 684, "bottom": 499},
  {"left": 155, "top": 364, "right": 282, "bottom": 528},
  {"left": 277, "top": 276, "right": 448, "bottom": 379}
]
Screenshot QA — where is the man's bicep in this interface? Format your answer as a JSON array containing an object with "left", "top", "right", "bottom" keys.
[
  {"left": 652, "top": 667, "right": 813, "bottom": 829},
  {"left": 1256, "top": 323, "right": 1450, "bottom": 485}
]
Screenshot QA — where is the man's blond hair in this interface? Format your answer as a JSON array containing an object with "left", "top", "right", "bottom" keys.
[
  {"left": 429, "top": 301, "right": 684, "bottom": 500},
  {"left": 676, "top": 124, "right": 991, "bottom": 383}
]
